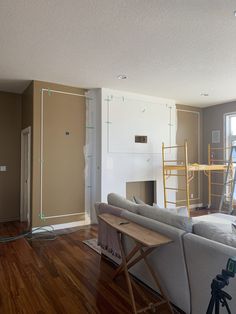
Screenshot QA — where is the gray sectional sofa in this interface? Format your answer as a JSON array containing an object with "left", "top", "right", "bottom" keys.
[{"left": 95, "top": 193, "right": 236, "bottom": 314}]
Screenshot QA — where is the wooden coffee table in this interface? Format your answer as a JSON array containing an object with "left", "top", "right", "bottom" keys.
[{"left": 98, "top": 213, "right": 174, "bottom": 314}]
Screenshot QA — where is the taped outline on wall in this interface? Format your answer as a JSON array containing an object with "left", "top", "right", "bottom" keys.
[
  {"left": 176, "top": 108, "right": 201, "bottom": 202},
  {"left": 40, "top": 88, "right": 90, "bottom": 220},
  {"left": 105, "top": 95, "right": 175, "bottom": 154}
]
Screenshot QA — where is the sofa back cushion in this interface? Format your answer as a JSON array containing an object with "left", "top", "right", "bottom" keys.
[
  {"left": 133, "top": 195, "right": 146, "bottom": 205},
  {"left": 153, "top": 204, "right": 189, "bottom": 217},
  {"left": 193, "top": 221, "right": 236, "bottom": 248},
  {"left": 107, "top": 193, "right": 139, "bottom": 213},
  {"left": 137, "top": 204, "right": 193, "bottom": 232}
]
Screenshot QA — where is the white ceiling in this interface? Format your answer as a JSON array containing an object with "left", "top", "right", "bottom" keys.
[{"left": 1, "top": 1, "right": 236, "bottom": 107}]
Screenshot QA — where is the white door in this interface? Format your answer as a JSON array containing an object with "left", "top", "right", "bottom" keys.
[{"left": 20, "top": 127, "right": 31, "bottom": 222}]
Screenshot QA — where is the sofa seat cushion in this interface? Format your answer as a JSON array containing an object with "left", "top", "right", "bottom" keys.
[
  {"left": 107, "top": 193, "right": 139, "bottom": 213},
  {"left": 193, "top": 220, "right": 236, "bottom": 248},
  {"left": 192, "top": 213, "right": 236, "bottom": 225},
  {"left": 137, "top": 204, "right": 193, "bottom": 232}
]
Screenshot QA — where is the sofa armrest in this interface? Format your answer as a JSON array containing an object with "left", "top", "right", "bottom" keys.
[
  {"left": 95, "top": 202, "right": 125, "bottom": 217},
  {"left": 183, "top": 233, "right": 236, "bottom": 314}
]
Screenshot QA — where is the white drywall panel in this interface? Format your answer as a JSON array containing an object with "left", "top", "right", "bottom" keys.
[
  {"left": 101, "top": 88, "right": 176, "bottom": 207},
  {"left": 107, "top": 96, "right": 174, "bottom": 154}
]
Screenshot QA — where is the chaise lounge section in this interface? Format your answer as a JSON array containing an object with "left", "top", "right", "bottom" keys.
[{"left": 95, "top": 193, "right": 236, "bottom": 314}]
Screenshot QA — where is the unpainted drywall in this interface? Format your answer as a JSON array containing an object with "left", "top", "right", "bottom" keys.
[{"left": 0, "top": 91, "right": 22, "bottom": 222}]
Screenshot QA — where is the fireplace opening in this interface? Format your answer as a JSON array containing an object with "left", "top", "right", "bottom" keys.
[{"left": 126, "top": 181, "right": 156, "bottom": 205}]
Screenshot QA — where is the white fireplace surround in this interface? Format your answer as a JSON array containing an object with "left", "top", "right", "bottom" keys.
[{"left": 85, "top": 88, "right": 177, "bottom": 223}]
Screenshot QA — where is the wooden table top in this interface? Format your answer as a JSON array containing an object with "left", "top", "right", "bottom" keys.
[{"left": 98, "top": 213, "right": 172, "bottom": 248}]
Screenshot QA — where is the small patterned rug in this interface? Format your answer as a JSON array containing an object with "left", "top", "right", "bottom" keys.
[{"left": 83, "top": 238, "right": 101, "bottom": 255}]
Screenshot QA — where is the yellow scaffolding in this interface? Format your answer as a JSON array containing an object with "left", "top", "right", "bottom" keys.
[
  {"left": 162, "top": 142, "right": 230, "bottom": 215},
  {"left": 208, "top": 145, "right": 234, "bottom": 210}
]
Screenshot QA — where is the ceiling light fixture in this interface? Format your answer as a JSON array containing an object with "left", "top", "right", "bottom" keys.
[
  {"left": 234, "top": 10, "right": 236, "bottom": 16},
  {"left": 200, "top": 92, "right": 209, "bottom": 97},
  {"left": 117, "top": 74, "right": 127, "bottom": 80}
]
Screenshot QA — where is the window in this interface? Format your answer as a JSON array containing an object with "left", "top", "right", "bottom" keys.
[
  {"left": 225, "top": 113, "right": 236, "bottom": 201},
  {"left": 226, "top": 113, "right": 236, "bottom": 149}
]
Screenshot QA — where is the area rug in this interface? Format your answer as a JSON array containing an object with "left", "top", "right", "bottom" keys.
[{"left": 83, "top": 238, "right": 101, "bottom": 255}]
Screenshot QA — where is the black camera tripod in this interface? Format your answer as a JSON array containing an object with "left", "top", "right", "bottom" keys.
[{"left": 206, "top": 269, "right": 233, "bottom": 314}]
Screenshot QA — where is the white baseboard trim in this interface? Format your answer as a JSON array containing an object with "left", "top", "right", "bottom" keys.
[
  {"left": 32, "top": 215, "right": 91, "bottom": 232},
  {"left": 190, "top": 203, "right": 203, "bottom": 209}
]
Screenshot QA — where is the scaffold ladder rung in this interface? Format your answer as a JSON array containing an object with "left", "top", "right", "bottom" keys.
[{"left": 165, "top": 187, "right": 186, "bottom": 191}]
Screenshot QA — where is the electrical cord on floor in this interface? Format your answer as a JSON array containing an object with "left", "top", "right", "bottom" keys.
[
  {"left": 0, "top": 226, "right": 57, "bottom": 243},
  {"left": 27, "top": 226, "right": 57, "bottom": 241},
  {"left": 0, "top": 223, "right": 91, "bottom": 243}
]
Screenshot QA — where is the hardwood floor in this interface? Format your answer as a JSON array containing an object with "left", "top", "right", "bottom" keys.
[
  {"left": 0, "top": 223, "right": 175, "bottom": 314},
  {"left": 190, "top": 208, "right": 219, "bottom": 217}
]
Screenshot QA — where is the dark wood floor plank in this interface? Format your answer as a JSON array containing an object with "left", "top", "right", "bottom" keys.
[{"left": 0, "top": 222, "right": 175, "bottom": 314}]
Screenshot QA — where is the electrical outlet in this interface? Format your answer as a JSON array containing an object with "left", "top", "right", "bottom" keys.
[
  {"left": 0, "top": 166, "right": 6, "bottom": 172},
  {"left": 190, "top": 193, "right": 194, "bottom": 199}
]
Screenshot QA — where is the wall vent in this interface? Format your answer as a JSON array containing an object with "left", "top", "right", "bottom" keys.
[{"left": 135, "top": 135, "right": 147, "bottom": 143}]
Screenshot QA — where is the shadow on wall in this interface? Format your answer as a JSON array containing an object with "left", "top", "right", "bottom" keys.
[{"left": 0, "top": 79, "right": 31, "bottom": 94}]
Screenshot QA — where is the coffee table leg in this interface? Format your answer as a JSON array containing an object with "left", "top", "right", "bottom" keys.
[
  {"left": 117, "top": 232, "right": 137, "bottom": 314},
  {"left": 113, "top": 243, "right": 141, "bottom": 280}
]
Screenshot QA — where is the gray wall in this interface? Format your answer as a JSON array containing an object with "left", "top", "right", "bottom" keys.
[{"left": 203, "top": 101, "right": 236, "bottom": 206}]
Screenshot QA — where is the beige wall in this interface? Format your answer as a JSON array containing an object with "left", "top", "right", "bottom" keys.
[
  {"left": 0, "top": 91, "right": 22, "bottom": 222},
  {"left": 32, "top": 81, "right": 86, "bottom": 227},
  {"left": 176, "top": 104, "right": 203, "bottom": 206}
]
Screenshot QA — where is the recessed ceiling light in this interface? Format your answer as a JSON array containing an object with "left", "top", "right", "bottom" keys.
[
  {"left": 117, "top": 74, "right": 127, "bottom": 80},
  {"left": 200, "top": 92, "right": 209, "bottom": 96}
]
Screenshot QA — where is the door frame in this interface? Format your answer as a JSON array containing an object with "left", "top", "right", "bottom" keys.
[{"left": 20, "top": 126, "right": 31, "bottom": 223}]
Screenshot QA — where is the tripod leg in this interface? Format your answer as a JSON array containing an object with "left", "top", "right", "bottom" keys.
[
  {"left": 215, "top": 296, "right": 220, "bottom": 314},
  {"left": 220, "top": 296, "right": 231, "bottom": 314},
  {"left": 206, "top": 295, "right": 215, "bottom": 314}
]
